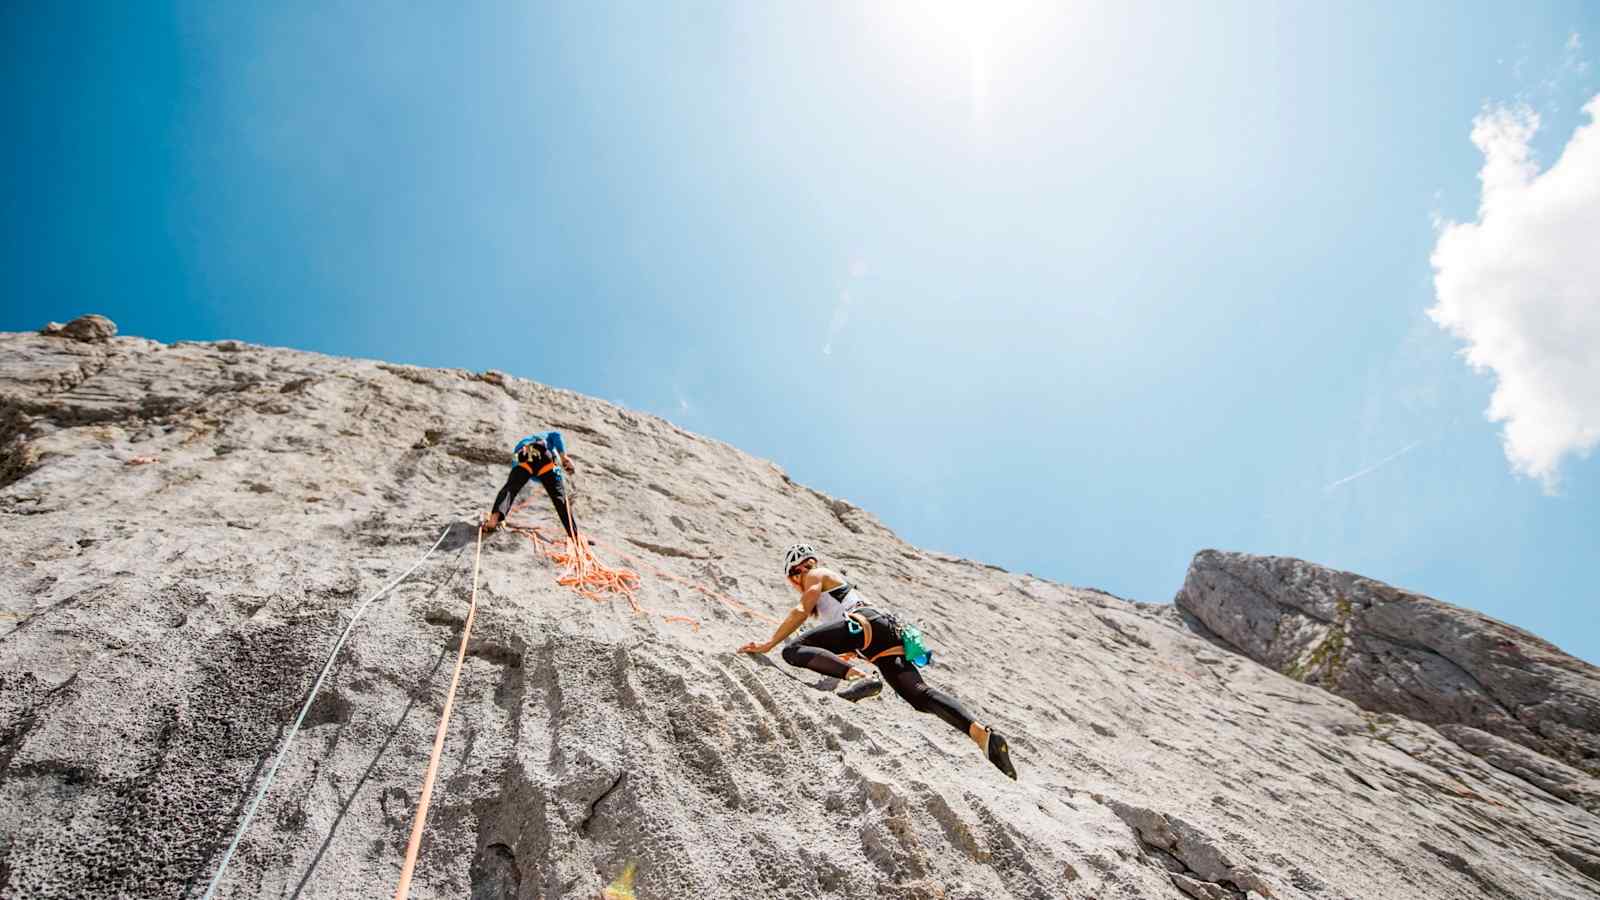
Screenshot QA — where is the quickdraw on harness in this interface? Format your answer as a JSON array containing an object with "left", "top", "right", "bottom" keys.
[
  {"left": 846, "top": 611, "right": 933, "bottom": 668},
  {"left": 514, "top": 437, "right": 559, "bottom": 478}
]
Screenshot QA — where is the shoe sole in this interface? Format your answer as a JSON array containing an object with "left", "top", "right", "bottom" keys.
[
  {"left": 838, "top": 679, "right": 883, "bottom": 702},
  {"left": 989, "top": 733, "right": 1018, "bottom": 780}
]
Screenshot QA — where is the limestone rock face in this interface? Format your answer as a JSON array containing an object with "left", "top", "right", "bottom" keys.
[
  {"left": 1175, "top": 550, "right": 1600, "bottom": 809},
  {"left": 2, "top": 324, "right": 1599, "bottom": 899},
  {"left": 39, "top": 314, "right": 117, "bottom": 343}
]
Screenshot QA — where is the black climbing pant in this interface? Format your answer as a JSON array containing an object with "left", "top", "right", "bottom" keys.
[
  {"left": 491, "top": 465, "right": 576, "bottom": 539},
  {"left": 782, "top": 608, "right": 978, "bottom": 734}
]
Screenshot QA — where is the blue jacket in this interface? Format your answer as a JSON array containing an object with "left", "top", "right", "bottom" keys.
[
  {"left": 513, "top": 431, "right": 566, "bottom": 465},
  {"left": 492, "top": 431, "right": 568, "bottom": 519}
]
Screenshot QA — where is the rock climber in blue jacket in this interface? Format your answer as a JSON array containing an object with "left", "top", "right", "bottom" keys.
[{"left": 483, "top": 431, "right": 577, "bottom": 538}]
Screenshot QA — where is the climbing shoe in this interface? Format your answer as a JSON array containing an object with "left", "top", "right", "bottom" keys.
[
  {"left": 838, "top": 676, "right": 884, "bottom": 703},
  {"left": 987, "top": 731, "right": 1018, "bottom": 780}
]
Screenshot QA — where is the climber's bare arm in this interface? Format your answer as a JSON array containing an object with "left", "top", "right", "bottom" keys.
[{"left": 739, "top": 574, "right": 822, "bottom": 654}]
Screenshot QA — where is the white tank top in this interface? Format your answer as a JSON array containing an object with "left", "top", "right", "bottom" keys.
[{"left": 815, "top": 580, "right": 865, "bottom": 626}]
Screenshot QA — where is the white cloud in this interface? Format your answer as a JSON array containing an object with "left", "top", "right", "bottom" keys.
[{"left": 1428, "top": 95, "right": 1600, "bottom": 491}]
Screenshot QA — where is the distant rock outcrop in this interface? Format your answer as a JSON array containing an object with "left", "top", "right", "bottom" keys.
[
  {"left": 1176, "top": 550, "right": 1600, "bottom": 810},
  {"left": 2, "top": 320, "right": 1599, "bottom": 899},
  {"left": 38, "top": 314, "right": 117, "bottom": 343}
]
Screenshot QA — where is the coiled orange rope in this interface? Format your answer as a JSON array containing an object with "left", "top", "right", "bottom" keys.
[
  {"left": 504, "top": 489, "right": 773, "bottom": 628},
  {"left": 504, "top": 522, "right": 700, "bottom": 630},
  {"left": 509, "top": 523, "right": 635, "bottom": 605},
  {"left": 503, "top": 490, "right": 704, "bottom": 629}
]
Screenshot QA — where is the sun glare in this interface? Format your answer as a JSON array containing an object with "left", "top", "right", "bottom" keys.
[{"left": 866, "top": 0, "right": 1052, "bottom": 140}]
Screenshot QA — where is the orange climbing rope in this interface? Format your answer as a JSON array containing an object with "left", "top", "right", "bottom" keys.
[
  {"left": 508, "top": 522, "right": 637, "bottom": 605},
  {"left": 504, "top": 491, "right": 774, "bottom": 628},
  {"left": 605, "top": 541, "right": 777, "bottom": 625},
  {"left": 504, "top": 521, "right": 702, "bottom": 631},
  {"left": 383, "top": 479, "right": 788, "bottom": 893},
  {"left": 503, "top": 492, "right": 703, "bottom": 629},
  {"left": 393, "top": 520, "right": 484, "bottom": 899}
]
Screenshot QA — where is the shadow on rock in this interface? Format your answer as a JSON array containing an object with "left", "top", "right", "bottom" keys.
[
  {"left": 439, "top": 520, "right": 484, "bottom": 553},
  {"left": 742, "top": 650, "right": 840, "bottom": 693},
  {"left": 287, "top": 642, "right": 453, "bottom": 900}
]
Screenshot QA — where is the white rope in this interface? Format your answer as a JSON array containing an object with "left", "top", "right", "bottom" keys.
[{"left": 201, "top": 523, "right": 457, "bottom": 900}]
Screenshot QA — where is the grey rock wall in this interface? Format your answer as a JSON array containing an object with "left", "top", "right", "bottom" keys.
[
  {"left": 1175, "top": 549, "right": 1600, "bottom": 812},
  {"left": 2, "top": 318, "right": 1598, "bottom": 899}
]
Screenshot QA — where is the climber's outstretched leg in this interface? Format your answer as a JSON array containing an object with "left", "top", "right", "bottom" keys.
[
  {"left": 739, "top": 543, "right": 1018, "bottom": 780},
  {"left": 877, "top": 654, "right": 1015, "bottom": 779},
  {"left": 779, "top": 617, "right": 873, "bottom": 681}
]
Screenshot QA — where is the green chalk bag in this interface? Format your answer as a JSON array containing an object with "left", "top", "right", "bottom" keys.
[{"left": 900, "top": 623, "right": 932, "bottom": 668}]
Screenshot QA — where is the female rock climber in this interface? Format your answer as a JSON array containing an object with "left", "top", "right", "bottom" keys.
[
  {"left": 738, "top": 543, "right": 1018, "bottom": 780},
  {"left": 483, "top": 431, "right": 578, "bottom": 539}
]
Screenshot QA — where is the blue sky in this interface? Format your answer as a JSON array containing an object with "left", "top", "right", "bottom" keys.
[{"left": 6, "top": 2, "right": 1598, "bottom": 662}]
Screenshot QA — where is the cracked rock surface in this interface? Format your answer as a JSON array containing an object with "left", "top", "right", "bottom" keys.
[
  {"left": 2, "top": 318, "right": 1598, "bottom": 899},
  {"left": 1176, "top": 549, "right": 1600, "bottom": 813}
]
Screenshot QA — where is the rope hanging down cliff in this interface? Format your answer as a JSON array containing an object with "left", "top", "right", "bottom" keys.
[
  {"left": 393, "top": 520, "right": 485, "bottom": 899},
  {"left": 201, "top": 523, "right": 455, "bottom": 900}
]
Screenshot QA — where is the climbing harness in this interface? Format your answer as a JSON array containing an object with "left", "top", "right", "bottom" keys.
[
  {"left": 201, "top": 523, "right": 454, "bottom": 900},
  {"left": 846, "top": 611, "right": 933, "bottom": 667},
  {"left": 518, "top": 459, "right": 557, "bottom": 477},
  {"left": 393, "top": 520, "right": 485, "bottom": 899},
  {"left": 513, "top": 434, "right": 561, "bottom": 477}
]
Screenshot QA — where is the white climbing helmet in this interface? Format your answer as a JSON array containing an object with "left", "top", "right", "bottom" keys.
[{"left": 782, "top": 543, "right": 818, "bottom": 576}]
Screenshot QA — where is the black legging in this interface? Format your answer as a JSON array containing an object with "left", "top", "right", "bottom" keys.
[
  {"left": 781, "top": 608, "right": 978, "bottom": 734},
  {"left": 491, "top": 465, "right": 576, "bottom": 539}
]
